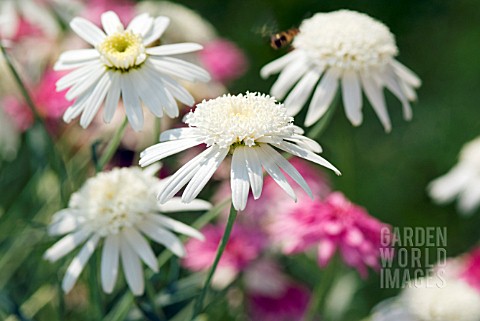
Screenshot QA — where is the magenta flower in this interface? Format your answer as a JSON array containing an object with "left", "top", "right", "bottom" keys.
[
  {"left": 461, "top": 248, "right": 480, "bottom": 292},
  {"left": 34, "top": 70, "right": 69, "bottom": 119},
  {"left": 199, "top": 39, "right": 248, "bottom": 83},
  {"left": 270, "top": 192, "right": 392, "bottom": 277},
  {"left": 248, "top": 283, "right": 311, "bottom": 321},
  {"left": 182, "top": 223, "right": 266, "bottom": 287},
  {"left": 244, "top": 259, "right": 311, "bottom": 321}
]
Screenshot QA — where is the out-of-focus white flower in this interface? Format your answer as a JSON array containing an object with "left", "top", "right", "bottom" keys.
[
  {"left": 140, "top": 92, "right": 340, "bottom": 211},
  {"left": 404, "top": 276, "right": 480, "bottom": 321},
  {"left": 372, "top": 277, "right": 480, "bottom": 321},
  {"left": 0, "top": 0, "right": 60, "bottom": 39},
  {"left": 135, "top": 1, "right": 217, "bottom": 44},
  {"left": 428, "top": 137, "right": 480, "bottom": 215},
  {"left": 44, "top": 167, "right": 209, "bottom": 295},
  {"left": 55, "top": 11, "right": 210, "bottom": 131},
  {"left": 261, "top": 10, "right": 421, "bottom": 132}
]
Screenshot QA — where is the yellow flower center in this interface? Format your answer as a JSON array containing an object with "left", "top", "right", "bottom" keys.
[{"left": 98, "top": 31, "right": 147, "bottom": 71}]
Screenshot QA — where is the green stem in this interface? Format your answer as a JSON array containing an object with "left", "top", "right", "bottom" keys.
[
  {"left": 1, "top": 43, "right": 71, "bottom": 204},
  {"left": 96, "top": 118, "right": 128, "bottom": 172},
  {"left": 304, "top": 259, "right": 338, "bottom": 321},
  {"left": 191, "top": 204, "right": 237, "bottom": 319},
  {"left": 89, "top": 253, "right": 103, "bottom": 320}
]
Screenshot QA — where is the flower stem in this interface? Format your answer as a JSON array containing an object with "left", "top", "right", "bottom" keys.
[
  {"left": 304, "top": 258, "right": 338, "bottom": 321},
  {"left": 191, "top": 204, "right": 237, "bottom": 319},
  {"left": 96, "top": 118, "right": 128, "bottom": 172}
]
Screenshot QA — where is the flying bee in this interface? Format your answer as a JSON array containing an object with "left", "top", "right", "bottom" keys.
[{"left": 270, "top": 28, "right": 299, "bottom": 50}]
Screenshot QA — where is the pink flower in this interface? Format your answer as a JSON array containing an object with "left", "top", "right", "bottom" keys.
[
  {"left": 247, "top": 283, "right": 311, "bottom": 321},
  {"left": 81, "top": 0, "right": 135, "bottom": 26},
  {"left": 1, "top": 96, "right": 34, "bottom": 132},
  {"left": 182, "top": 223, "right": 266, "bottom": 287},
  {"left": 199, "top": 39, "right": 248, "bottom": 83},
  {"left": 33, "top": 70, "right": 69, "bottom": 119},
  {"left": 12, "top": 18, "right": 43, "bottom": 41},
  {"left": 461, "top": 248, "right": 480, "bottom": 292},
  {"left": 269, "top": 192, "right": 392, "bottom": 277}
]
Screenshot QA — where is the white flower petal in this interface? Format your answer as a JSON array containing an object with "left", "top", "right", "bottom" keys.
[
  {"left": 56, "top": 62, "right": 103, "bottom": 92},
  {"left": 157, "top": 147, "right": 216, "bottom": 203},
  {"left": 80, "top": 73, "right": 111, "bottom": 128},
  {"left": 149, "top": 57, "right": 211, "bottom": 82},
  {"left": 62, "top": 234, "right": 100, "bottom": 293},
  {"left": 158, "top": 198, "right": 211, "bottom": 213},
  {"left": 130, "top": 68, "right": 164, "bottom": 118},
  {"left": 270, "top": 59, "right": 310, "bottom": 100},
  {"left": 44, "top": 229, "right": 91, "bottom": 262},
  {"left": 158, "top": 74, "right": 195, "bottom": 106},
  {"left": 360, "top": 73, "right": 392, "bottom": 132},
  {"left": 120, "top": 74, "right": 143, "bottom": 131},
  {"left": 285, "top": 135, "right": 322, "bottom": 153},
  {"left": 65, "top": 67, "right": 105, "bottom": 101},
  {"left": 137, "top": 222, "right": 186, "bottom": 257},
  {"left": 260, "top": 50, "right": 301, "bottom": 79},
  {"left": 120, "top": 237, "right": 144, "bottom": 296},
  {"left": 256, "top": 145, "right": 297, "bottom": 201},
  {"left": 341, "top": 70, "right": 363, "bottom": 126},
  {"left": 142, "top": 17, "right": 170, "bottom": 46},
  {"left": 123, "top": 228, "right": 158, "bottom": 272},
  {"left": 139, "top": 138, "right": 204, "bottom": 167},
  {"left": 284, "top": 67, "right": 323, "bottom": 116},
  {"left": 63, "top": 87, "right": 94, "bottom": 123},
  {"left": 160, "top": 128, "right": 203, "bottom": 142},
  {"left": 261, "top": 144, "right": 313, "bottom": 198},
  {"left": 126, "top": 13, "right": 153, "bottom": 37},
  {"left": 70, "top": 17, "right": 106, "bottom": 46},
  {"left": 182, "top": 146, "right": 229, "bottom": 203},
  {"left": 146, "top": 213, "right": 204, "bottom": 240},
  {"left": 391, "top": 59, "right": 421, "bottom": 88},
  {"left": 101, "top": 11, "right": 124, "bottom": 35},
  {"left": 458, "top": 179, "right": 480, "bottom": 214},
  {"left": 48, "top": 210, "right": 81, "bottom": 236},
  {"left": 147, "top": 43, "right": 203, "bottom": 56},
  {"left": 428, "top": 165, "right": 472, "bottom": 204},
  {"left": 269, "top": 139, "right": 341, "bottom": 176},
  {"left": 231, "top": 147, "right": 250, "bottom": 211},
  {"left": 103, "top": 72, "right": 121, "bottom": 123},
  {"left": 244, "top": 147, "right": 264, "bottom": 200},
  {"left": 58, "top": 49, "right": 100, "bottom": 63},
  {"left": 101, "top": 234, "right": 120, "bottom": 293},
  {"left": 305, "top": 68, "right": 340, "bottom": 127},
  {"left": 381, "top": 67, "right": 412, "bottom": 120}
]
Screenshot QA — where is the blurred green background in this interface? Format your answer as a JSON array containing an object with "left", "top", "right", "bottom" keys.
[{"left": 1, "top": 0, "right": 480, "bottom": 320}]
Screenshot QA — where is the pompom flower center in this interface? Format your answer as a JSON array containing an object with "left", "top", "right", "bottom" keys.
[
  {"left": 98, "top": 31, "right": 147, "bottom": 70},
  {"left": 69, "top": 168, "right": 157, "bottom": 236},
  {"left": 293, "top": 10, "right": 398, "bottom": 71},
  {"left": 185, "top": 93, "right": 295, "bottom": 149}
]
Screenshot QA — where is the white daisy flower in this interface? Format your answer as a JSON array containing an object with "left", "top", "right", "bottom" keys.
[
  {"left": 261, "top": 10, "right": 421, "bottom": 132},
  {"left": 428, "top": 137, "right": 480, "bottom": 215},
  {"left": 403, "top": 276, "right": 480, "bottom": 321},
  {"left": 55, "top": 11, "right": 210, "bottom": 131},
  {"left": 0, "top": 0, "right": 60, "bottom": 39},
  {"left": 43, "top": 167, "right": 209, "bottom": 295},
  {"left": 139, "top": 92, "right": 340, "bottom": 211}
]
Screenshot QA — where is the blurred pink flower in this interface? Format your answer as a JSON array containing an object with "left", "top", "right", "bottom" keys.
[
  {"left": 247, "top": 283, "right": 311, "bottom": 321},
  {"left": 1, "top": 96, "right": 33, "bottom": 132},
  {"left": 269, "top": 192, "right": 392, "bottom": 277},
  {"left": 81, "top": 0, "right": 135, "bottom": 26},
  {"left": 12, "top": 18, "right": 43, "bottom": 41},
  {"left": 461, "top": 248, "right": 480, "bottom": 292},
  {"left": 182, "top": 223, "right": 266, "bottom": 287},
  {"left": 33, "top": 70, "right": 69, "bottom": 119},
  {"left": 199, "top": 39, "right": 248, "bottom": 83}
]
